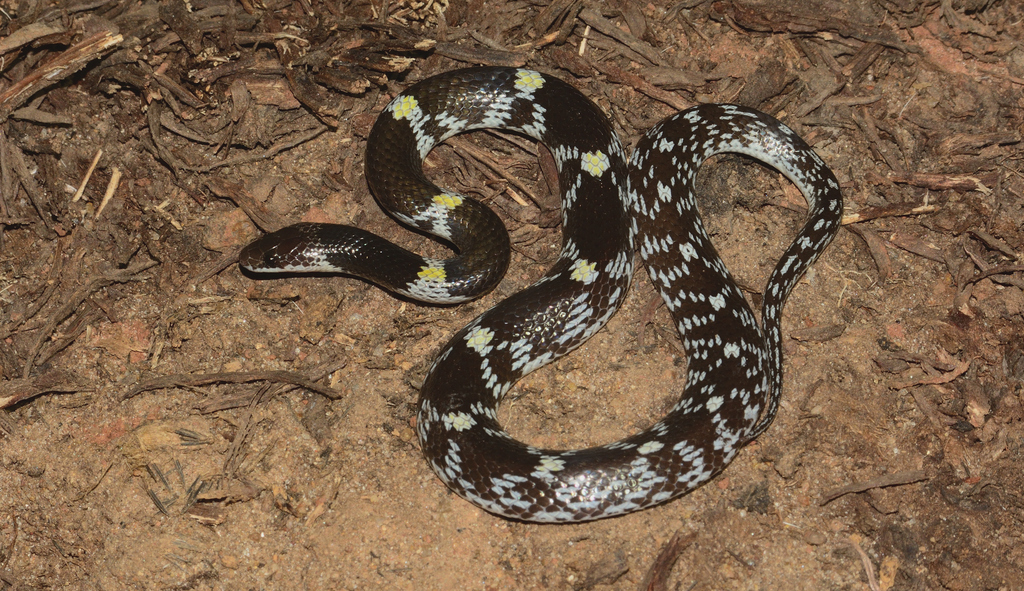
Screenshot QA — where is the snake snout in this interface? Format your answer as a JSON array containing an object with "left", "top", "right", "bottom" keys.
[
  {"left": 238, "top": 241, "right": 264, "bottom": 271},
  {"left": 239, "top": 226, "right": 308, "bottom": 272}
]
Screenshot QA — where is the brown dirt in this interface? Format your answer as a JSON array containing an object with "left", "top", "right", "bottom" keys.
[{"left": 2, "top": 0, "right": 1024, "bottom": 589}]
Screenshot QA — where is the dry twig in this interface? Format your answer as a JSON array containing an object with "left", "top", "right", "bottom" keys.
[
  {"left": 639, "top": 531, "right": 698, "bottom": 591},
  {"left": 22, "top": 260, "right": 157, "bottom": 378},
  {"left": 0, "top": 29, "right": 122, "bottom": 123},
  {"left": 821, "top": 470, "right": 929, "bottom": 504},
  {"left": 123, "top": 370, "right": 345, "bottom": 401}
]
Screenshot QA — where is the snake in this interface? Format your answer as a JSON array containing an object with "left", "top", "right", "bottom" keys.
[{"left": 239, "top": 66, "right": 842, "bottom": 522}]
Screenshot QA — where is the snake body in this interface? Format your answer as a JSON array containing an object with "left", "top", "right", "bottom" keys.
[{"left": 240, "top": 67, "right": 842, "bottom": 522}]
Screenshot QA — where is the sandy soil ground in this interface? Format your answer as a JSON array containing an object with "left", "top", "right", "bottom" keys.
[{"left": 1, "top": 0, "right": 1023, "bottom": 589}]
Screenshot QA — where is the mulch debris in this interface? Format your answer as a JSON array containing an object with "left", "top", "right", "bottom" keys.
[{"left": 1, "top": 0, "right": 1023, "bottom": 589}]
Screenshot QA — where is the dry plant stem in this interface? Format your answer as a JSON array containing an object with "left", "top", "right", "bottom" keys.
[
  {"left": 845, "top": 537, "right": 882, "bottom": 591},
  {"left": 434, "top": 40, "right": 526, "bottom": 67},
  {"left": 7, "top": 140, "right": 53, "bottom": 232},
  {"left": 886, "top": 231, "right": 945, "bottom": 263},
  {"left": 0, "top": 30, "right": 123, "bottom": 123},
  {"left": 532, "top": 0, "right": 578, "bottom": 38},
  {"left": 0, "top": 130, "right": 12, "bottom": 221},
  {"left": 847, "top": 225, "right": 893, "bottom": 279},
  {"left": 217, "top": 359, "right": 345, "bottom": 475},
  {"left": 448, "top": 137, "right": 536, "bottom": 207},
  {"left": 964, "top": 264, "right": 1024, "bottom": 285},
  {"left": 193, "top": 125, "right": 328, "bottom": 172},
  {"left": 223, "top": 383, "right": 272, "bottom": 477},
  {"left": 22, "top": 260, "right": 157, "bottom": 378},
  {"left": 639, "top": 531, "right": 698, "bottom": 591},
  {"left": 204, "top": 178, "right": 284, "bottom": 233},
  {"left": 95, "top": 167, "right": 121, "bottom": 218},
  {"left": 590, "top": 60, "right": 691, "bottom": 111},
  {"left": 820, "top": 470, "right": 929, "bottom": 504},
  {"left": 855, "top": 107, "right": 905, "bottom": 174},
  {"left": 577, "top": 8, "right": 665, "bottom": 66},
  {"left": 36, "top": 307, "right": 104, "bottom": 368},
  {"left": 0, "top": 370, "right": 91, "bottom": 409},
  {"left": 144, "top": 104, "right": 188, "bottom": 178},
  {"left": 196, "top": 360, "right": 347, "bottom": 414},
  {"left": 711, "top": 0, "right": 911, "bottom": 52},
  {"left": 73, "top": 149, "right": 103, "bottom": 202},
  {"left": 208, "top": 361, "right": 347, "bottom": 474},
  {"left": 888, "top": 172, "right": 998, "bottom": 193},
  {"left": 889, "top": 359, "right": 969, "bottom": 389},
  {"left": 73, "top": 461, "right": 114, "bottom": 501},
  {"left": 0, "top": 412, "right": 16, "bottom": 434},
  {"left": 968, "top": 229, "right": 1018, "bottom": 259},
  {"left": 0, "top": 238, "right": 66, "bottom": 341},
  {"left": 123, "top": 370, "right": 345, "bottom": 401},
  {"left": 0, "top": 22, "right": 65, "bottom": 56},
  {"left": 192, "top": 248, "right": 246, "bottom": 289},
  {"left": 911, "top": 387, "right": 957, "bottom": 429},
  {"left": 841, "top": 204, "right": 939, "bottom": 225}
]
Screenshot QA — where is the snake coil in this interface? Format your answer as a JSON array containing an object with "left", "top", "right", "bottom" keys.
[{"left": 240, "top": 67, "right": 842, "bottom": 522}]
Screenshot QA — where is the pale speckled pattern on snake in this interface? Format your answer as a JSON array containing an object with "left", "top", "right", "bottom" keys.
[{"left": 239, "top": 66, "right": 843, "bottom": 523}]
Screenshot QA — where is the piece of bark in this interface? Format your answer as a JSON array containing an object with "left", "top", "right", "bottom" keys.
[{"left": 0, "top": 29, "right": 123, "bottom": 123}]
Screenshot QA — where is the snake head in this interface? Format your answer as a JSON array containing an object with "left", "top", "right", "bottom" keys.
[{"left": 239, "top": 223, "right": 323, "bottom": 273}]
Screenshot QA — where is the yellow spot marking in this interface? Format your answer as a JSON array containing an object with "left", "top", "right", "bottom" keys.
[
  {"left": 515, "top": 69, "right": 545, "bottom": 91},
  {"left": 581, "top": 151, "right": 610, "bottom": 177},
  {"left": 391, "top": 95, "right": 419, "bottom": 120},
  {"left": 570, "top": 259, "right": 597, "bottom": 283},
  {"left": 418, "top": 265, "right": 446, "bottom": 282},
  {"left": 433, "top": 193, "right": 463, "bottom": 209},
  {"left": 444, "top": 412, "right": 475, "bottom": 432},
  {"left": 466, "top": 327, "right": 495, "bottom": 353}
]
